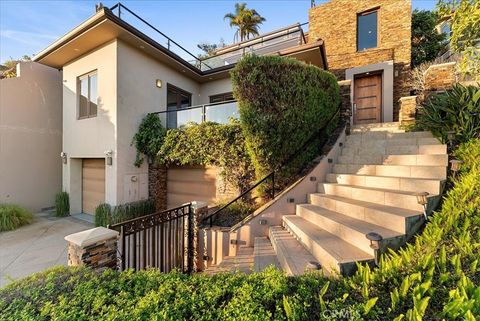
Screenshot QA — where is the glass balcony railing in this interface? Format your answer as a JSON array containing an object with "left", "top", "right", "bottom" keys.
[{"left": 152, "top": 100, "right": 239, "bottom": 129}]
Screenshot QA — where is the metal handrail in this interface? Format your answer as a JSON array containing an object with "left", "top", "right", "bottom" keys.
[
  {"left": 203, "top": 105, "right": 341, "bottom": 227},
  {"left": 150, "top": 99, "right": 237, "bottom": 115}
]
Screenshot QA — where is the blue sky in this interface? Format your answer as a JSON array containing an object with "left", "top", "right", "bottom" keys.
[{"left": 0, "top": 0, "right": 438, "bottom": 63}]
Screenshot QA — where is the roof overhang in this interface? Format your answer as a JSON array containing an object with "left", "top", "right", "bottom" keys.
[{"left": 33, "top": 8, "right": 328, "bottom": 83}]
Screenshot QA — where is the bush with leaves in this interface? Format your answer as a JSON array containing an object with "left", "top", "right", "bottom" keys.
[
  {"left": 132, "top": 113, "right": 166, "bottom": 167},
  {"left": 54, "top": 191, "right": 69, "bottom": 217},
  {"left": 231, "top": 55, "right": 340, "bottom": 189},
  {"left": 157, "top": 120, "right": 254, "bottom": 193},
  {"left": 0, "top": 204, "right": 33, "bottom": 232},
  {"left": 94, "top": 199, "right": 155, "bottom": 227},
  {"left": 415, "top": 83, "right": 480, "bottom": 144}
]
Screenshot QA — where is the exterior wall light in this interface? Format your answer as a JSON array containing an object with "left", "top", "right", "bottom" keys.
[
  {"left": 449, "top": 159, "right": 463, "bottom": 178},
  {"left": 365, "top": 232, "right": 383, "bottom": 265},
  {"left": 415, "top": 191, "right": 429, "bottom": 219},
  {"left": 156, "top": 79, "right": 162, "bottom": 88},
  {"left": 105, "top": 150, "right": 113, "bottom": 166},
  {"left": 60, "top": 152, "right": 67, "bottom": 164}
]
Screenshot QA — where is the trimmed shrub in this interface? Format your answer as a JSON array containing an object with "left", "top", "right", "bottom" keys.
[
  {"left": 132, "top": 113, "right": 167, "bottom": 167},
  {"left": 0, "top": 204, "right": 33, "bottom": 232},
  {"left": 415, "top": 84, "right": 480, "bottom": 144},
  {"left": 231, "top": 55, "right": 340, "bottom": 185},
  {"left": 209, "top": 200, "right": 256, "bottom": 227},
  {"left": 157, "top": 120, "right": 254, "bottom": 193},
  {"left": 94, "top": 199, "right": 156, "bottom": 227},
  {"left": 54, "top": 191, "right": 69, "bottom": 217},
  {"left": 2, "top": 139, "right": 480, "bottom": 320}
]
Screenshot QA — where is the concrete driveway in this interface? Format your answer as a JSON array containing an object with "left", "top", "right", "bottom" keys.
[{"left": 0, "top": 212, "right": 93, "bottom": 288}]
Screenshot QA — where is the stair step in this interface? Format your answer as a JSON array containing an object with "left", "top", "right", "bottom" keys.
[
  {"left": 345, "top": 136, "right": 440, "bottom": 148},
  {"left": 333, "top": 164, "right": 447, "bottom": 179},
  {"left": 338, "top": 153, "right": 448, "bottom": 166},
  {"left": 326, "top": 173, "right": 443, "bottom": 194},
  {"left": 341, "top": 144, "right": 447, "bottom": 156},
  {"left": 317, "top": 183, "right": 438, "bottom": 211},
  {"left": 308, "top": 194, "right": 423, "bottom": 234},
  {"left": 269, "top": 226, "right": 319, "bottom": 276},
  {"left": 296, "top": 204, "right": 404, "bottom": 255},
  {"left": 203, "top": 247, "right": 254, "bottom": 275},
  {"left": 282, "top": 215, "right": 374, "bottom": 276},
  {"left": 352, "top": 122, "right": 403, "bottom": 132},
  {"left": 253, "top": 237, "right": 281, "bottom": 272},
  {"left": 347, "top": 131, "right": 434, "bottom": 141}
]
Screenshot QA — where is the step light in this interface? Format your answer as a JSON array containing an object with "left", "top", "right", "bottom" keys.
[{"left": 415, "top": 192, "right": 429, "bottom": 220}]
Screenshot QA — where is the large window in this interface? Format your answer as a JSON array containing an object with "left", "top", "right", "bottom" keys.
[
  {"left": 78, "top": 71, "right": 98, "bottom": 119},
  {"left": 357, "top": 10, "right": 378, "bottom": 51},
  {"left": 166, "top": 84, "right": 192, "bottom": 129}
]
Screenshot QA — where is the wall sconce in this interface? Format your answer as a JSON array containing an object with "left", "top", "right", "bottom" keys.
[
  {"left": 155, "top": 79, "right": 162, "bottom": 88},
  {"left": 366, "top": 232, "right": 383, "bottom": 265},
  {"left": 60, "top": 152, "right": 67, "bottom": 164},
  {"left": 449, "top": 159, "right": 463, "bottom": 178},
  {"left": 104, "top": 150, "right": 113, "bottom": 166},
  {"left": 415, "top": 191, "right": 429, "bottom": 219}
]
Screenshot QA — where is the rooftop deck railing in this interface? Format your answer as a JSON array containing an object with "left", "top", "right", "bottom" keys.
[
  {"left": 109, "top": 3, "right": 307, "bottom": 73},
  {"left": 150, "top": 100, "right": 239, "bottom": 129}
]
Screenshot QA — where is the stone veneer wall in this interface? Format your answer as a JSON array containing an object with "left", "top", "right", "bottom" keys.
[
  {"left": 148, "top": 164, "right": 167, "bottom": 211},
  {"left": 424, "top": 62, "right": 457, "bottom": 93},
  {"left": 338, "top": 80, "right": 352, "bottom": 121},
  {"left": 309, "top": 0, "right": 412, "bottom": 121}
]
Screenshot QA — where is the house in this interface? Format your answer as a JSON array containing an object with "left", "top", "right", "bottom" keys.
[
  {"left": 32, "top": 3, "right": 327, "bottom": 215},
  {"left": 308, "top": 0, "right": 412, "bottom": 124}
]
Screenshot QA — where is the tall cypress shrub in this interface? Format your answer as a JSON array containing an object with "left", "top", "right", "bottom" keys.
[{"left": 231, "top": 55, "right": 340, "bottom": 185}]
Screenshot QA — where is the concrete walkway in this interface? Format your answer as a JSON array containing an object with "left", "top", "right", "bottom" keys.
[{"left": 0, "top": 212, "right": 93, "bottom": 288}]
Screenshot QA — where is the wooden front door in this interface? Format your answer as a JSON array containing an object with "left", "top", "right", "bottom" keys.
[
  {"left": 353, "top": 74, "right": 382, "bottom": 124},
  {"left": 82, "top": 159, "right": 105, "bottom": 215}
]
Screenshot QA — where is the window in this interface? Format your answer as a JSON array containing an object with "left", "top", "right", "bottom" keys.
[
  {"left": 357, "top": 10, "right": 378, "bottom": 51},
  {"left": 209, "top": 92, "right": 234, "bottom": 104},
  {"left": 166, "top": 84, "right": 192, "bottom": 129},
  {"left": 78, "top": 71, "right": 97, "bottom": 119}
]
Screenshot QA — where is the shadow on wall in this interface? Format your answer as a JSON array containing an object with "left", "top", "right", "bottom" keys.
[{"left": 0, "top": 62, "right": 62, "bottom": 212}]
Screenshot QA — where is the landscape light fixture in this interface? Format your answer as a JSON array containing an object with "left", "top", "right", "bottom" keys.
[
  {"left": 415, "top": 192, "right": 429, "bottom": 219},
  {"left": 60, "top": 152, "right": 67, "bottom": 164},
  {"left": 446, "top": 130, "right": 456, "bottom": 151},
  {"left": 366, "top": 232, "right": 383, "bottom": 265},
  {"left": 449, "top": 159, "right": 463, "bottom": 179}
]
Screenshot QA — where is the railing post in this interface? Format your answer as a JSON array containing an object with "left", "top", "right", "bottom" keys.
[
  {"left": 202, "top": 105, "right": 206, "bottom": 123},
  {"left": 187, "top": 203, "right": 194, "bottom": 274},
  {"left": 118, "top": 3, "right": 121, "bottom": 18},
  {"left": 167, "top": 39, "right": 171, "bottom": 50}
]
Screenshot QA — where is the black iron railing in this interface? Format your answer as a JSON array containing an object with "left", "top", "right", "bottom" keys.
[
  {"left": 203, "top": 106, "right": 342, "bottom": 227},
  {"left": 150, "top": 100, "right": 238, "bottom": 129},
  {"left": 108, "top": 203, "right": 195, "bottom": 273}
]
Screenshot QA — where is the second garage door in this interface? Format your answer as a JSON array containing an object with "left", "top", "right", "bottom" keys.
[{"left": 82, "top": 158, "right": 105, "bottom": 215}]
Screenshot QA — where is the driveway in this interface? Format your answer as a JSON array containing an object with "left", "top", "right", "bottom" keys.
[{"left": 0, "top": 212, "right": 93, "bottom": 288}]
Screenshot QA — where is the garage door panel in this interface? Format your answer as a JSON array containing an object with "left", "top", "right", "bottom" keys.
[
  {"left": 167, "top": 166, "right": 217, "bottom": 208},
  {"left": 82, "top": 159, "right": 105, "bottom": 215}
]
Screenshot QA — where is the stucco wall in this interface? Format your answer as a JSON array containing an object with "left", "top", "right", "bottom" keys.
[
  {"left": 0, "top": 62, "right": 62, "bottom": 211},
  {"left": 62, "top": 40, "right": 118, "bottom": 213},
  {"left": 198, "top": 77, "right": 233, "bottom": 104}
]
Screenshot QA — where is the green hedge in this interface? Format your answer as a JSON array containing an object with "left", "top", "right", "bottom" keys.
[
  {"left": 157, "top": 120, "right": 254, "bottom": 193},
  {"left": 231, "top": 55, "right": 340, "bottom": 184},
  {"left": 2, "top": 139, "right": 479, "bottom": 320},
  {"left": 133, "top": 113, "right": 167, "bottom": 167},
  {"left": 94, "top": 199, "right": 156, "bottom": 227},
  {"left": 0, "top": 204, "right": 33, "bottom": 232}
]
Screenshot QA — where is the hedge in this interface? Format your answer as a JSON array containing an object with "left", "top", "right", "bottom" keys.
[
  {"left": 157, "top": 120, "right": 254, "bottom": 193},
  {"left": 231, "top": 55, "right": 340, "bottom": 186},
  {"left": 0, "top": 204, "right": 33, "bottom": 232},
  {"left": 94, "top": 199, "right": 156, "bottom": 227},
  {"left": 2, "top": 139, "right": 479, "bottom": 320}
]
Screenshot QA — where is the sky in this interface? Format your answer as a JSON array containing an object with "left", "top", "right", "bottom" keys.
[{"left": 0, "top": 0, "right": 438, "bottom": 63}]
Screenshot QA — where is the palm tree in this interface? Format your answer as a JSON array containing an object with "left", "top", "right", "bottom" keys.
[{"left": 224, "top": 3, "right": 266, "bottom": 42}]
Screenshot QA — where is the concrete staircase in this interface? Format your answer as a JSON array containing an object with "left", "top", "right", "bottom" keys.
[{"left": 252, "top": 123, "right": 448, "bottom": 276}]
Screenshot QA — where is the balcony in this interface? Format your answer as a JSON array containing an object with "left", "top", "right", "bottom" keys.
[{"left": 152, "top": 100, "right": 239, "bottom": 129}]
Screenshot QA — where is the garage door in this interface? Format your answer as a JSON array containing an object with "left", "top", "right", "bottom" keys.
[
  {"left": 82, "top": 159, "right": 105, "bottom": 215},
  {"left": 167, "top": 165, "right": 217, "bottom": 208}
]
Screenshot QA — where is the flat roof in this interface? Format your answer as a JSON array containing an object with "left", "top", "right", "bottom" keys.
[{"left": 33, "top": 5, "right": 327, "bottom": 82}]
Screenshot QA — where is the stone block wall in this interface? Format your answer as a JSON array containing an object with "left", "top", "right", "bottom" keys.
[
  {"left": 309, "top": 0, "right": 412, "bottom": 121},
  {"left": 399, "top": 96, "right": 417, "bottom": 125},
  {"left": 338, "top": 80, "right": 352, "bottom": 122},
  {"left": 424, "top": 62, "right": 457, "bottom": 92},
  {"left": 148, "top": 164, "right": 167, "bottom": 211}
]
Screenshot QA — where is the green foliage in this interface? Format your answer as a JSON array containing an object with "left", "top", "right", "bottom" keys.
[
  {"left": 54, "top": 191, "right": 69, "bottom": 217},
  {"left": 94, "top": 199, "right": 155, "bottom": 227},
  {"left": 0, "top": 204, "right": 33, "bottom": 232},
  {"left": 415, "top": 84, "right": 480, "bottom": 143},
  {"left": 436, "top": 0, "right": 480, "bottom": 79},
  {"left": 411, "top": 9, "right": 447, "bottom": 67},
  {"left": 132, "top": 113, "right": 166, "bottom": 167},
  {"left": 3, "top": 139, "right": 480, "bottom": 320},
  {"left": 231, "top": 55, "right": 340, "bottom": 187},
  {"left": 209, "top": 200, "right": 256, "bottom": 227},
  {"left": 224, "top": 2, "right": 266, "bottom": 42},
  {"left": 157, "top": 120, "right": 254, "bottom": 192},
  {"left": 0, "top": 55, "right": 31, "bottom": 79}
]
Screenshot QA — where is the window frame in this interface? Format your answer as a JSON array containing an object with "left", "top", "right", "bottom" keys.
[
  {"left": 77, "top": 70, "right": 98, "bottom": 120},
  {"left": 209, "top": 92, "right": 234, "bottom": 104},
  {"left": 356, "top": 8, "right": 380, "bottom": 52}
]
